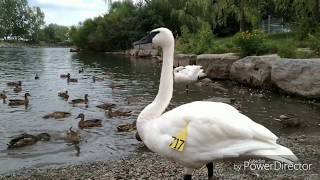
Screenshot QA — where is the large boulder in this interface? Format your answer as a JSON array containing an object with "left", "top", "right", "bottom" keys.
[
  {"left": 174, "top": 54, "right": 197, "bottom": 67},
  {"left": 197, "top": 53, "right": 240, "bottom": 79},
  {"left": 271, "top": 58, "right": 320, "bottom": 98},
  {"left": 230, "top": 54, "right": 280, "bottom": 88}
]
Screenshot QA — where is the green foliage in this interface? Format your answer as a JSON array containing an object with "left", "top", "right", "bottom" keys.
[
  {"left": 234, "top": 30, "right": 267, "bottom": 56},
  {"left": 39, "top": 24, "right": 70, "bottom": 43},
  {"left": 176, "top": 23, "right": 215, "bottom": 54},
  {"left": 0, "top": 0, "right": 44, "bottom": 41},
  {"left": 307, "top": 30, "right": 320, "bottom": 56}
]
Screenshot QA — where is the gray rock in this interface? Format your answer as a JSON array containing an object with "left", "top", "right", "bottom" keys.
[
  {"left": 271, "top": 58, "right": 320, "bottom": 98},
  {"left": 174, "top": 54, "right": 196, "bottom": 67},
  {"left": 230, "top": 54, "right": 280, "bottom": 88},
  {"left": 197, "top": 53, "right": 240, "bottom": 79}
]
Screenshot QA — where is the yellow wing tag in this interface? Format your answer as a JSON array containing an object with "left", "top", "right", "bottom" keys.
[{"left": 169, "top": 123, "right": 188, "bottom": 151}]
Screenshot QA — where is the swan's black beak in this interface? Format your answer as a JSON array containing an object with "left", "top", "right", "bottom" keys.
[{"left": 134, "top": 31, "right": 159, "bottom": 45}]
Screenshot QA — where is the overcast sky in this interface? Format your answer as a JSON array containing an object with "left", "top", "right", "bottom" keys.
[{"left": 29, "top": 0, "right": 110, "bottom": 26}]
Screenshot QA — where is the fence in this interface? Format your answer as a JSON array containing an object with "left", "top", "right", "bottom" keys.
[{"left": 260, "top": 16, "right": 291, "bottom": 34}]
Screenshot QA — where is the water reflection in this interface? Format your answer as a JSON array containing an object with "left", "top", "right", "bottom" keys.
[{"left": 0, "top": 48, "right": 319, "bottom": 174}]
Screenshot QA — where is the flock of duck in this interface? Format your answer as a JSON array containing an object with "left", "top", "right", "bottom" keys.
[{"left": 0, "top": 69, "right": 135, "bottom": 153}]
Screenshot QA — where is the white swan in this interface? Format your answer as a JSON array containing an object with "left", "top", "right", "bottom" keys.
[
  {"left": 135, "top": 28, "right": 297, "bottom": 180},
  {"left": 174, "top": 65, "right": 206, "bottom": 91}
]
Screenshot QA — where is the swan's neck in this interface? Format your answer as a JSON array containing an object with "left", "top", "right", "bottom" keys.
[{"left": 137, "top": 44, "right": 174, "bottom": 140}]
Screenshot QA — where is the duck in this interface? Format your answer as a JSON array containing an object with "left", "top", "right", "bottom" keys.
[
  {"left": 76, "top": 113, "right": 102, "bottom": 129},
  {"left": 43, "top": 111, "right": 71, "bottom": 119},
  {"left": 276, "top": 114, "right": 301, "bottom": 128},
  {"left": 65, "top": 127, "right": 81, "bottom": 144},
  {"left": 106, "top": 107, "right": 131, "bottom": 118},
  {"left": 65, "top": 127, "right": 81, "bottom": 156},
  {"left": 70, "top": 94, "right": 88, "bottom": 105},
  {"left": 92, "top": 76, "right": 104, "bottom": 83},
  {"left": 174, "top": 65, "right": 206, "bottom": 92},
  {"left": 7, "top": 133, "right": 50, "bottom": 149},
  {"left": 67, "top": 74, "right": 78, "bottom": 83},
  {"left": 96, "top": 102, "right": 116, "bottom": 110},
  {"left": 8, "top": 93, "right": 31, "bottom": 107},
  {"left": 126, "top": 96, "right": 144, "bottom": 105},
  {"left": 58, "top": 90, "right": 69, "bottom": 100},
  {"left": 7, "top": 81, "right": 22, "bottom": 87},
  {"left": 60, "top": 73, "right": 69, "bottom": 78},
  {"left": 13, "top": 85, "right": 22, "bottom": 93},
  {"left": 134, "top": 28, "right": 297, "bottom": 180},
  {"left": 78, "top": 68, "right": 84, "bottom": 73},
  {"left": 35, "top": 73, "right": 39, "bottom": 80},
  {"left": 0, "top": 92, "right": 7, "bottom": 103},
  {"left": 117, "top": 123, "right": 136, "bottom": 132}
]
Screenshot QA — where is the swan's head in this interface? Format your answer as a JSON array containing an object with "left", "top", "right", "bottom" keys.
[{"left": 135, "top": 28, "right": 174, "bottom": 48}]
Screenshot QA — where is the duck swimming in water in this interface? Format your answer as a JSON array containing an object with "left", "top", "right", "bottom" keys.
[
  {"left": 96, "top": 102, "right": 116, "bottom": 110},
  {"left": 92, "top": 76, "right": 104, "bottom": 83},
  {"left": 0, "top": 92, "right": 7, "bottom": 103},
  {"left": 76, "top": 113, "right": 102, "bottom": 129},
  {"left": 70, "top": 94, "right": 88, "bottom": 105},
  {"left": 106, "top": 107, "right": 131, "bottom": 118},
  {"left": 7, "top": 133, "right": 50, "bottom": 149},
  {"left": 43, "top": 111, "right": 71, "bottom": 120},
  {"left": 65, "top": 127, "right": 81, "bottom": 144},
  {"left": 79, "top": 68, "right": 84, "bottom": 73},
  {"left": 8, "top": 93, "right": 31, "bottom": 107},
  {"left": 58, "top": 90, "right": 69, "bottom": 100},
  {"left": 35, "top": 73, "right": 39, "bottom": 80},
  {"left": 60, "top": 73, "right": 69, "bottom": 78},
  {"left": 13, "top": 85, "right": 22, "bottom": 93},
  {"left": 67, "top": 73, "right": 78, "bottom": 83},
  {"left": 7, "top": 81, "right": 22, "bottom": 87}
]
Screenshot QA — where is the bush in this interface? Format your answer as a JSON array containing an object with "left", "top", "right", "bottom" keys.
[
  {"left": 307, "top": 32, "right": 320, "bottom": 56},
  {"left": 234, "top": 30, "right": 267, "bottom": 56}
]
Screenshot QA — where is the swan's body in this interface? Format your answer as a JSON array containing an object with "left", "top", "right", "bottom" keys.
[
  {"left": 174, "top": 65, "right": 206, "bottom": 84},
  {"left": 136, "top": 28, "right": 297, "bottom": 179}
]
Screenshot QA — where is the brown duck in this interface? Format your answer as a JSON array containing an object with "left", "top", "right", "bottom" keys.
[
  {"left": 277, "top": 114, "right": 302, "bottom": 128},
  {"left": 107, "top": 107, "right": 131, "bottom": 118},
  {"left": 43, "top": 111, "right": 71, "bottom": 119},
  {"left": 117, "top": 123, "right": 136, "bottom": 132},
  {"left": 58, "top": 90, "right": 69, "bottom": 100},
  {"left": 92, "top": 76, "right": 104, "bottom": 82},
  {"left": 70, "top": 94, "right": 88, "bottom": 105},
  {"left": 67, "top": 73, "right": 78, "bottom": 83},
  {"left": 96, "top": 102, "right": 116, "bottom": 110},
  {"left": 13, "top": 85, "right": 22, "bottom": 93},
  {"left": 60, "top": 73, "right": 69, "bottom": 78},
  {"left": 7, "top": 81, "right": 22, "bottom": 86},
  {"left": 66, "top": 127, "right": 81, "bottom": 144},
  {"left": 0, "top": 92, "right": 7, "bottom": 103},
  {"left": 8, "top": 93, "right": 31, "bottom": 106},
  {"left": 7, "top": 133, "right": 50, "bottom": 149},
  {"left": 76, "top": 113, "right": 102, "bottom": 129}
]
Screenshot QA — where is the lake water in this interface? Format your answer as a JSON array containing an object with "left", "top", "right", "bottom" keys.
[{"left": 0, "top": 48, "right": 319, "bottom": 174}]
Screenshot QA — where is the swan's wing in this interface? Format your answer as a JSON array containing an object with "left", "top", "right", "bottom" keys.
[{"left": 146, "top": 101, "right": 294, "bottom": 165}]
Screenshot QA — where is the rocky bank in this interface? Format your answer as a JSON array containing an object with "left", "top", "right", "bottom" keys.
[{"left": 125, "top": 48, "right": 320, "bottom": 99}]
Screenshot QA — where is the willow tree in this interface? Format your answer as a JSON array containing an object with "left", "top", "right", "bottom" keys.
[
  {"left": 274, "top": 0, "right": 320, "bottom": 38},
  {"left": 211, "top": 0, "right": 266, "bottom": 32}
]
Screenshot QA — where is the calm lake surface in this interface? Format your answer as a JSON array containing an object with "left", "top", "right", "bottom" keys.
[{"left": 0, "top": 48, "right": 319, "bottom": 174}]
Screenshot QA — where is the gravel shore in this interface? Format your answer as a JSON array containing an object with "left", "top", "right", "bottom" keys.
[{"left": 1, "top": 133, "right": 319, "bottom": 180}]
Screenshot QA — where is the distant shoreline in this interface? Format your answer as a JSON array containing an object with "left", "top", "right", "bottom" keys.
[{"left": 0, "top": 41, "right": 73, "bottom": 48}]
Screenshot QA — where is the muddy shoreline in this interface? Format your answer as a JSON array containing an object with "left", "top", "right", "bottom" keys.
[{"left": 1, "top": 133, "right": 319, "bottom": 180}]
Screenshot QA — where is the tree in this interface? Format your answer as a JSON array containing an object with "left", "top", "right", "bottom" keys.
[{"left": 0, "top": 0, "right": 44, "bottom": 41}]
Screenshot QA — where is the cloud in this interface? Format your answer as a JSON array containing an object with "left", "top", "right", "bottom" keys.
[{"left": 29, "top": 0, "right": 109, "bottom": 26}]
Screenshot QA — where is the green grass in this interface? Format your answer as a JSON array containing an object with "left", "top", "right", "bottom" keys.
[{"left": 177, "top": 31, "right": 319, "bottom": 58}]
